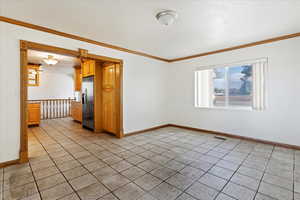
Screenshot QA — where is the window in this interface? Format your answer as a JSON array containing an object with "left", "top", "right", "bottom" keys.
[{"left": 195, "top": 59, "right": 267, "bottom": 110}]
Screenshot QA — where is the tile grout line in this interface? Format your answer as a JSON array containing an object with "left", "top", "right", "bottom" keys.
[
  {"left": 47, "top": 119, "right": 189, "bottom": 199},
  {"left": 41, "top": 120, "right": 123, "bottom": 200},
  {"left": 51, "top": 119, "right": 214, "bottom": 199},
  {"left": 29, "top": 119, "right": 291, "bottom": 200},
  {"left": 252, "top": 145, "right": 275, "bottom": 200},
  {"left": 174, "top": 137, "right": 243, "bottom": 200},
  {"left": 50, "top": 119, "right": 184, "bottom": 199},
  {"left": 27, "top": 128, "right": 44, "bottom": 200},
  {"left": 54, "top": 119, "right": 262, "bottom": 200},
  {"left": 207, "top": 140, "right": 246, "bottom": 200},
  {"left": 31, "top": 126, "right": 83, "bottom": 200},
  {"left": 214, "top": 142, "right": 257, "bottom": 200},
  {"left": 49, "top": 120, "right": 296, "bottom": 200}
]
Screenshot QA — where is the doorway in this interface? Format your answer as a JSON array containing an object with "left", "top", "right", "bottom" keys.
[{"left": 20, "top": 40, "right": 123, "bottom": 163}]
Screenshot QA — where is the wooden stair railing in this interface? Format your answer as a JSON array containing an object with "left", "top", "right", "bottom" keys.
[{"left": 28, "top": 98, "right": 75, "bottom": 120}]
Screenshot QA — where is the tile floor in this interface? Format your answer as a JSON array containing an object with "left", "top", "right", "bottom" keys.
[{"left": 1, "top": 118, "right": 300, "bottom": 200}]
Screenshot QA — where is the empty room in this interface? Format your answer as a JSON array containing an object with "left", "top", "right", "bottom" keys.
[{"left": 0, "top": 0, "right": 299, "bottom": 200}]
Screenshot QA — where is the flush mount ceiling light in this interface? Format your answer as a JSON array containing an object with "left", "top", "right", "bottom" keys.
[
  {"left": 156, "top": 10, "right": 178, "bottom": 26},
  {"left": 43, "top": 55, "right": 58, "bottom": 66}
]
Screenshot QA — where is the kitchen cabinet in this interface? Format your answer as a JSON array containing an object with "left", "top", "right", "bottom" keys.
[
  {"left": 74, "top": 66, "right": 82, "bottom": 91},
  {"left": 71, "top": 101, "right": 82, "bottom": 122},
  {"left": 28, "top": 103, "right": 41, "bottom": 126},
  {"left": 82, "top": 60, "right": 95, "bottom": 77}
]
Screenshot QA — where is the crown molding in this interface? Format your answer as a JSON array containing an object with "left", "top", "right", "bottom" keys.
[
  {"left": 1, "top": 16, "right": 300, "bottom": 63},
  {"left": 0, "top": 16, "right": 169, "bottom": 62},
  {"left": 169, "top": 32, "right": 300, "bottom": 62}
]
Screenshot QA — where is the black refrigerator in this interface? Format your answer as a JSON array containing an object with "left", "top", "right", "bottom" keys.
[{"left": 82, "top": 76, "right": 94, "bottom": 130}]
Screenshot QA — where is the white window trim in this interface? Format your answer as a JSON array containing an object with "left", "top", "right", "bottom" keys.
[{"left": 194, "top": 58, "right": 267, "bottom": 111}]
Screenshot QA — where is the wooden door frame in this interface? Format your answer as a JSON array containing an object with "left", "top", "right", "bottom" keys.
[{"left": 20, "top": 40, "right": 124, "bottom": 163}]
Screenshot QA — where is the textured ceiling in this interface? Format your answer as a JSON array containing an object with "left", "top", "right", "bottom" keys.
[{"left": 3, "top": 0, "right": 300, "bottom": 59}]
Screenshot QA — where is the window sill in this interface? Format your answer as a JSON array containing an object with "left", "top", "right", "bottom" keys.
[{"left": 195, "top": 106, "right": 253, "bottom": 111}]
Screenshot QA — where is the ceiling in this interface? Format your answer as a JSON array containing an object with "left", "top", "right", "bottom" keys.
[
  {"left": 28, "top": 50, "right": 80, "bottom": 74},
  {"left": 3, "top": 0, "right": 300, "bottom": 59}
]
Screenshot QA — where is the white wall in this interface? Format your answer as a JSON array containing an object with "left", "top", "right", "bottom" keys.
[
  {"left": 0, "top": 22, "right": 169, "bottom": 162},
  {"left": 1, "top": 20, "right": 300, "bottom": 163},
  {"left": 168, "top": 37, "right": 300, "bottom": 147},
  {"left": 28, "top": 65, "right": 75, "bottom": 100}
]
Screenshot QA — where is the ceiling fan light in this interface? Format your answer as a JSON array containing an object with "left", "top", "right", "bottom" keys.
[{"left": 43, "top": 55, "right": 58, "bottom": 66}]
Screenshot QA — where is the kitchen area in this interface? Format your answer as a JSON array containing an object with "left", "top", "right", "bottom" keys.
[{"left": 27, "top": 49, "right": 121, "bottom": 137}]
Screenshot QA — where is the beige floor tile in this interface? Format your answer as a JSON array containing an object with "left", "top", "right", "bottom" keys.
[
  {"left": 150, "top": 182, "right": 182, "bottom": 200},
  {"left": 137, "top": 193, "right": 158, "bottom": 200},
  {"left": 255, "top": 193, "right": 277, "bottom": 200},
  {"left": 37, "top": 173, "right": 66, "bottom": 191},
  {"left": 215, "top": 193, "right": 236, "bottom": 200},
  {"left": 57, "top": 160, "right": 81, "bottom": 172},
  {"left": 198, "top": 173, "right": 227, "bottom": 191},
  {"left": 163, "top": 160, "right": 186, "bottom": 171},
  {"left": 33, "top": 166, "right": 60, "bottom": 180},
  {"left": 3, "top": 171, "right": 35, "bottom": 190},
  {"left": 63, "top": 166, "right": 89, "bottom": 180},
  {"left": 186, "top": 182, "right": 218, "bottom": 200},
  {"left": 58, "top": 193, "right": 80, "bottom": 200},
  {"left": 150, "top": 167, "right": 176, "bottom": 180},
  {"left": 101, "top": 174, "right": 131, "bottom": 191},
  {"left": 223, "top": 182, "right": 256, "bottom": 200},
  {"left": 134, "top": 174, "right": 163, "bottom": 191},
  {"left": 84, "top": 160, "right": 107, "bottom": 172},
  {"left": 166, "top": 173, "right": 195, "bottom": 190},
  {"left": 98, "top": 193, "right": 119, "bottom": 200},
  {"left": 114, "top": 183, "right": 145, "bottom": 200},
  {"left": 111, "top": 160, "right": 133, "bottom": 172},
  {"left": 121, "top": 166, "right": 147, "bottom": 181},
  {"left": 236, "top": 166, "right": 264, "bottom": 180},
  {"left": 231, "top": 173, "right": 260, "bottom": 191},
  {"left": 294, "top": 192, "right": 300, "bottom": 200},
  {"left": 40, "top": 182, "right": 73, "bottom": 200},
  {"left": 69, "top": 173, "right": 98, "bottom": 191},
  {"left": 93, "top": 166, "right": 118, "bottom": 181},
  {"left": 208, "top": 166, "right": 235, "bottom": 180},
  {"left": 176, "top": 193, "right": 198, "bottom": 200},
  {"left": 125, "top": 155, "right": 146, "bottom": 165},
  {"left": 3, "top": 118, "right": 296, "bottom": 200},
  {"left": 77, "top": 182, "right": 110, "bottom": 199},
  {"left": 179, "top": 166, "right": 205, "bottom": 179},
  {"left": 4, "top": 182, "right": 38, "bottom": 200},
  {"left": 137, "top": 160, "right": 161, "bottom": 172},
  {"left": 258, "top": 182, "right": 293, "bottom": 200}
]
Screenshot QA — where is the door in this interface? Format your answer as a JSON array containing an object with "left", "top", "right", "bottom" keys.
[
  {"left": 82, "top": 76, "right": 94, "bottom": 130},
  {"left": 102, "top": 64, "right": 117, "bottom": 134}
]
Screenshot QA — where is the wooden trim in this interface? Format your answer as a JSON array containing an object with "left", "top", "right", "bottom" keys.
[
  {"left": 19, "top": 41, "right": 124, "bottom": 166},
  {"left": 126, "top": 123, "right": 300, "bottom": 150},
  {"left": 88, "top": 53, "right": 122, "bottom": 64},
  {"left": 169, "top": 32, "right": 300, "bottom": 62},
  {"left": 0, "top": 16, "right": 168, "bottom": 62},
  {"left": 168, "top": 124, "right": 300, "bottom": 150},
  {"left": 20, "top": 41, "right": 29, "bottom": 163},
  {"left": 24, "top": 40, "right": 79, "bottom": 57},
  {"left": 125, "top": 124, "right": 170, "bottom": 137},
  {"left": 115, "top": 62, "right": 124, "bottom": 138},
  {"left": 2, "top": 16, "right": 300, "bottom": 63},
  {"left": 0, "top": 159, "right": 20, "bottom": 168}
]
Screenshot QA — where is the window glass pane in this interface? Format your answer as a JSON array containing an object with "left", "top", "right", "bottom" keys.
[
  {"left": 213, "top": 67, "right": 226, "bottom": 107},
  {"left": 228, "top": 65, "right": 252, "bottom": 107}
]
